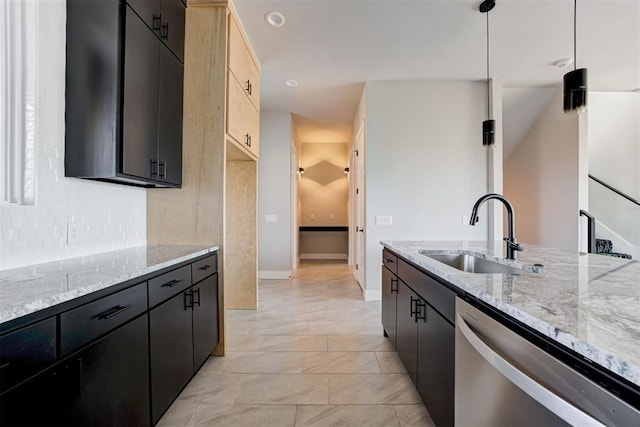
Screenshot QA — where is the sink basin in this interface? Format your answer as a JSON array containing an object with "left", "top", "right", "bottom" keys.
[{"left": 423, "top": 253, "right": 536, "bottom": 274}]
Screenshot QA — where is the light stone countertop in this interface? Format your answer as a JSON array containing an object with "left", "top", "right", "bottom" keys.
[
  {"left": 0, "top": 245, "right": 219, "bottom": 326},
  {"left": 382, "top": 240, "right": 640, "bottom": 388}
]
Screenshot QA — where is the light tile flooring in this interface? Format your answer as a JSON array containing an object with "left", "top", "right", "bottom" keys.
[{"left": 159, "top": 261, "right": 435, "bottom": 426}]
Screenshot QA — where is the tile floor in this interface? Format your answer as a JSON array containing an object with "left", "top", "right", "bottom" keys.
[{"left": 158, "top": 261, "right": 435, "bottom": 426}]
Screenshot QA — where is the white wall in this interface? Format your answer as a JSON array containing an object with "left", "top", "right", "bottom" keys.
[
  {"left": 0, "top": 0, "right": 146, "bottom": 270},
  {"left": 588, "top": 92, "right": 640, "bottom": 199},
  {"left": 363, "top": 80, "right": 489, "bottom": 299},
  {"left": 504, "top": 91, "right": 584, "bottom": 252},
  {"left": 257, "top": 112, "right": 293, "bottom": 278}
]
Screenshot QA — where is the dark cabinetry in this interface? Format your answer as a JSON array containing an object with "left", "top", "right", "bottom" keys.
[
  {"left": 0, "top": 251, "right": 219, "bottom": 426},
  {"left": 1, "top": 313, "right": 150, "bottom": 427},
  {"left": 382, "top": 251, "right": 459, "bottom": 427},
  {"left": 65, "top": 0, "right": 185, "bottom": 188},
  {"left": 150, "top": 258, "right": 219, "bottom": 423}
]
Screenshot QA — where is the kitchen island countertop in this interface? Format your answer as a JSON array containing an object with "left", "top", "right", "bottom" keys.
[
  {"left": 0, "top": 245, "right": 218, "bottom": 326},
  {"left": 382, "top": 240, "right": 640, "bottom": 388}
]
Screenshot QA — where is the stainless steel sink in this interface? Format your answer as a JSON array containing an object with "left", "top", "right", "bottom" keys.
[{"left": 423, "top": 253, "right": 536, "bottom": 274}]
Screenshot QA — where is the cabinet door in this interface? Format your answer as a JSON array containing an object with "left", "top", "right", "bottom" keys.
[
  {"left": 395, "top": 280, "right": 418, "bottom": 384},
  {"left": 192, "top": 274, "right": 219, "bottom": 369},
  {"left": 1, "top": 315, "right": 150, "bottom": 426},
  {"left": 417, "top": 301, "right": 455, "bottom": 427},
  {"left": 150, "top": 291, "right": 194, "bottom": 423},
  {"left": 160, "top": 0, "right": 185, "bottom": 61},
  {"left": 122, "top": 5, "right": 159, "bottom": 181},
  {"left": 157, "top": 44, "right": 183, "bottom": 185},
  {"left": 127, "top": 0, "right": 160, "bottom": 32},
  {"left": 228, "top": 15, "right": 260, "bottom": 110},
  {"left": 227, "top": 72, "right": 260, "bottom": 158},
  {"left": 381, "top": 266, "right": 397, "bottom": 347}
]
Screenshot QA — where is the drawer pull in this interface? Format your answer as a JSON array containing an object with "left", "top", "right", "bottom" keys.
[
  {"left": 198, "top": 265, "right": 212, "bottom": 271},
  {"left": 161, "top": 279, "right": 184, "bottom": 288},
  {"left": 98, "top": 305, "right": 132, "bottom": 320},
  {"left": 385, "top": 258, "right": 395, "bottom": 264}
]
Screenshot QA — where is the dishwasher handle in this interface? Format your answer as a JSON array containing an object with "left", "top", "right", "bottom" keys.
[{"left": 456, "top": 313, "right": 605, "bottom": 427}]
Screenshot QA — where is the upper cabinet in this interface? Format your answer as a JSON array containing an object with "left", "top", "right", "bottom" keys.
[
  {"left": 65, "top": 0, "right": 185, "bottom": 188},
  {"left": 226, "top": 13, "right": 260, "bottom": 159}
]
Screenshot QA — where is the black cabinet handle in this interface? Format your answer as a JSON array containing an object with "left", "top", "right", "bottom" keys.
[
  {"left": 161, "top": 23, "right": 169, "bottom": 39},
  {"left": 415, "top": 300, "right": 427, "bottom": 323},
  {"left": 245, "top": 80, "right": 252, "bottom": 95},
  {"left": 159, "top": 161, "right": 167, "bottom": 179},
  {"left": 192, "top": 288, "right": 201, "bottom": 307},
  {"left": 245, "top": 133, "right": 252, "bottom": 147},
  {"left": 152, "top": 14, "right": 162, "bottom": 31},
  {"left": 385, "top": 258, "right": 395, "bottom": 264},
  {"left": 98, "top": 304, "right": 132, "bottom": 320},
  {"left": 150, "top": 159, "right": 158, "bottom": 177},
  {"left": 410, "top": 297, "right": 418, "bottom": 318},
  {"left": 248, "top": 135, "right": 252, "bottom": 147},
  {"left": 390, "top": 278, "right": 398, "bottom": 294},
  {"left": 184, "top": 290, "right": 193, "bottom": 310},
  {"left": 198, "top": 265, "right": 212, "bottom": 271},
  {"left": 161, "top": 278, "right": 184, "bottom": 288}
]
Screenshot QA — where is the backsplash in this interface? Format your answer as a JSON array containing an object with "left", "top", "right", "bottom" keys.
[{"left": 0, "top": 0, "right": 146, "bottom": 270}]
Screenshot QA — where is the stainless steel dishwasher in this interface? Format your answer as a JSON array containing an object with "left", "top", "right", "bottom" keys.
[{"left": 455, "top": 298, "right": 639, "bottom": 426}]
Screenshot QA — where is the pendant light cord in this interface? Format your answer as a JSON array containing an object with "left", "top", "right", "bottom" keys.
[
  {"left": 486, "top": 9, "right": 490, "bottom": 117},
  {"left": 573, "top": 0, "right": 577, "bottom": 70}
]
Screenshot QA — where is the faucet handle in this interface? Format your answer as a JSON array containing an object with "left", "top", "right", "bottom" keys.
[{"left": 504, "top": 238, "right": 524, "bottom": 252}]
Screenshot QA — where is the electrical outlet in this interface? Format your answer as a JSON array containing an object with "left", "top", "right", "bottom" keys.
[
  {"left": 265, "top": 214, "right": 278, "bottom": 223},
  {"left": 375, "top": 216, "right": 393, "bottom": 226},
  {"left": 67, "top": 223, "right": 79, "bottom": 244}
]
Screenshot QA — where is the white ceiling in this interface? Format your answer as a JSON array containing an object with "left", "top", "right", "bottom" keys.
[{"left": 233, "top": 0, "right": 640, "bottom": 143}]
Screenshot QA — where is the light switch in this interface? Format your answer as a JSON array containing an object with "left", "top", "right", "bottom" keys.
[
  {"left": 375, "top": 216, "right": 393, "bottom": 226},
  {"left": 265, "top": 214, "right": 278, "bottom": 223}
]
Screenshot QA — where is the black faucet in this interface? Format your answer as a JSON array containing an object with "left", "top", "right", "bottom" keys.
[{"left": 469, "top": 193, "right": 524, "bottom": 260}]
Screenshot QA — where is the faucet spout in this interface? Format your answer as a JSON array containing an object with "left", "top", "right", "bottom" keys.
[{"left": 469, "top": 193, "right": 524, "bottom": 260}]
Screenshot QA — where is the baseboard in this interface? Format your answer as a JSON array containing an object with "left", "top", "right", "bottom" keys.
[
  {"left": 299, "top": 253, "right": 348, "bottom": 260},
  {"left": 258, "top": 270, "right": 291, "bottom": 280},
  {"left": 363, "top": 289, "right": 381, "bottom": 301}
]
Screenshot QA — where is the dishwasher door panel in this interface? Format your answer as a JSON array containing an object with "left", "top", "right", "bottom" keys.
[{"left": 455, "top": 298, "right": 639, "bottom": 426}]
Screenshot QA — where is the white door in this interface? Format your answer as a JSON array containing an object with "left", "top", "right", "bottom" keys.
[{"left": 353, "top": 124, "right": 366, "bottom": 287}]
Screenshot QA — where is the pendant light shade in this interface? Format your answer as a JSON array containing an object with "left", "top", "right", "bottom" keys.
[
  {"left": 563, "top": 68, "right": 588, "bottom": 113},
  {"left": 482, "top": 119, "right": 495, "bottom": 146},
  {"left": 563, "top": 0, "right": 588, "bottom": 113}
]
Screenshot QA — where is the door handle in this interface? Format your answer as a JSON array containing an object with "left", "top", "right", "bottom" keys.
[
  {"left": 184, "top": 290, "right": 194, "bottom": 310},
  {"left": 192, "top": 288, "right": 201, "bottom": 307},
  {"left": 152, "top": 14, "right": 162, "bottom": 31},
  {"left": 456, "top": 313, "right": 605, "bottom": 426},
  {"left": 415, "top": 300, "right": 427, "bottom": 323},
  {"left": 410, "top": 296, "right": 418, "bottom": 318}
]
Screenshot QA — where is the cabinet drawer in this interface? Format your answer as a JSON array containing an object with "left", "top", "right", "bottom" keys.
[
  {"left": 148, "top": 265, "right": 191, "bottom": 307},
  {"left": 382, "top": 249, "right": 398, "bottom": 275},
  {"left": 192, "top": 253, "right": 218, "bottom": 284},
  {"left": 60, "top": 283, "right": 147, "bottom": 356},
  {"left": 0, "top": 318, "right": 56, "bottom": 395},
  {"left": 227, "top": 72, "right": 260, "bottom": 157},
  {"left": 398, "top": 259, "right": 459, "bottom": 324},
  {"left": 228, "top": 14, "right": 260, "bottom": 110}
]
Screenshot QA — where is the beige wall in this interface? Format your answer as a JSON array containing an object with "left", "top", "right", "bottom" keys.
[{"left": 299, "top": 143, "right": 349, "bottom": 226}]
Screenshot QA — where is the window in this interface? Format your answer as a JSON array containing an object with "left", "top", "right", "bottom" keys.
[{"left": 1, "top": 0, "right": 36, "bottom": 206}]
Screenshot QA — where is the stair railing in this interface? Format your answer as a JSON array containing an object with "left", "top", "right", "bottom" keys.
[
  {"left": 589, "top": 175, "right": 640, "bottom": 207},
  {"left": 579, "top": 210, "right": 596, "bottom": 254}
]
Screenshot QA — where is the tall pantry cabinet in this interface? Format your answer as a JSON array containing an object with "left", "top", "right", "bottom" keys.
[{"left": 147, "top": 0, "right": 260, "bottom": 355}]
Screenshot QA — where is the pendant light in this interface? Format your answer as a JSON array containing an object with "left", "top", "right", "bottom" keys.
[
  {"left": 480, "top": 0, "right": 495, "bottom": 146},
  {"left": 563, "top": 0, "right": 588, "bottom": 113}
]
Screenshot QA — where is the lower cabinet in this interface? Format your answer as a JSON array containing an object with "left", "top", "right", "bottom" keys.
[
  {"left": 0, "top": 314, "right": 150, "bottom": 426},
  {"left": 150, "top": 273, "right": 219, "bottom": 423},
  {"left": 395, "top": 280, "right": 419, "bottom": 384},
  {"left": 416, "top": 301, "right": 455, "bottom": 427},
  {"left": 383, "top": 252, "right": 458, "bottom": 427},
  {"left": 381, "top": 265, "right": 398, "bottom": 347}
]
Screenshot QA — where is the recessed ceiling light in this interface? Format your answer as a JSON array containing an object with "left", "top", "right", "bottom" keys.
[
  {"left": 285, "top": 79, "right": 298, "bottom": 87},
  {"left": 553, "top": 58, "right": 573, "bottom": 68},
  {"left": 265, "top": 11, "right": 286, "bottom": 28}
]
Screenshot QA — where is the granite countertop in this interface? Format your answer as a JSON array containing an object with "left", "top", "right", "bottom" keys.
[
  {"left": 0, "top": 245, "right": 219, "bottom": 325},
  {"left": 382, "top": 240, "right": 640, "bottom": 388}
]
